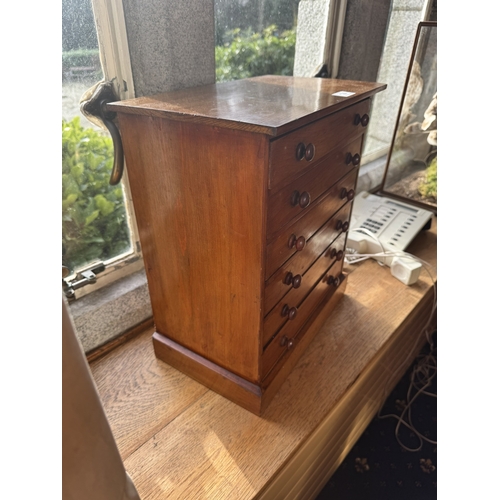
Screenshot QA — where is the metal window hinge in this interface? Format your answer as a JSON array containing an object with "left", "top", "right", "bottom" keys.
[{"left": 62, "top": 261, "right": 106, "bottom": 302}]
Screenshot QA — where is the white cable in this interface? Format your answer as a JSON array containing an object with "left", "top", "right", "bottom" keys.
[
  {"left": 344, "top": 233, "right": 437, "bottom": 452},
  {"left": 378, "top": 352, "right": 437, "bottom": 452}
]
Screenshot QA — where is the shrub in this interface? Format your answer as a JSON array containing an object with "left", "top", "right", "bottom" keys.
[
  {"left": 419, "top": 157, "right": 437, "bottom": 200},
  {"left": 215, "top": 25, "right": 296, "bottom": 82},
  {"left": 62, "top": 117, "right": 131, "bottom": 272}
]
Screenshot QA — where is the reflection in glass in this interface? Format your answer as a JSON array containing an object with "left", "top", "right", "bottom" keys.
[
  {"left": 62, "top": 0, "right": 132, "bottom": 274},
  {"left": 381, "top": 22, "right": 437, "bottom": 210}
]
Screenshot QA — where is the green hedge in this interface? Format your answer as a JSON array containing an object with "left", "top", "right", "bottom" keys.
[
  {"left": 216, "top": 25, "right": 296, "bottom": 82},
  {"left": 62, "top": 49, "right": 101, "bottom": 77},
  {"left": 62, "top": 117, "right": 131, "bottom": 272}
]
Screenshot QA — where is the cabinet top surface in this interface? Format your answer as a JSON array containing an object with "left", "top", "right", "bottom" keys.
[{"left": 107, "top": 75, "right": 386, "bottom": 136}]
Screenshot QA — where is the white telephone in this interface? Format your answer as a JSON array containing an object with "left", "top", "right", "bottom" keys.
[{"left": 346, "top": 191, "right": 434, "bottom": 285}]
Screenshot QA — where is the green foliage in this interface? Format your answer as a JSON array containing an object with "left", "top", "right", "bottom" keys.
[
  {"left": 419, "top": 157, "right": 437, "bottom": 199},
  {"left": 62, "top": 117, "right": 131, "bottom": 272},
  {"left": 62, "top": 49, "right": 100, "bottom": 68},
  {"left": 214, "top": 0, "right": 300, "bottom": 45},
  {"left": 215, "top": 25, "right": 296, "bottom": 82}
]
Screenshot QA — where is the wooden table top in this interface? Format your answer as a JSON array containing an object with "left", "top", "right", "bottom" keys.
[{"left": 90, "top": 218, "right": 437, "bottom": 500}]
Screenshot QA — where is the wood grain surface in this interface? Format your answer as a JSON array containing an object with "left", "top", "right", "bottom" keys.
[
  {"left": 91, "top": 219, "right": 436, "bottom": 500},
  {"left": 266, "top": 135, "right": 362, "bottom": 238},
  {"left": 268, "top": 99, "right": 369, "bottom": 190},
  {"left": 107, "top": 76, "right": 386, "bottom": 137},
  {"left": 118, "top": 113, "right": 268, "bottom": 382},
  {"left": 111, "top": 76, "right": 387, "bottom": 411}
]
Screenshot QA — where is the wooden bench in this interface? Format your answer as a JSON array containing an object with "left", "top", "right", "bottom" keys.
[{"left": 90, "top": 218, "right": 437, "bottom": 499}]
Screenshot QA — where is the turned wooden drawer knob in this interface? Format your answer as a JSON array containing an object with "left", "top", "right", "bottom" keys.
[
  {"left": 290, "top": 190, "right": 311, "bottom": 208},
  {"left": 284, "top": 272, "right": 302, "bottom": 288},
  {"left": 335, "top": 220, "right": 350, "bottom": 233},
  {"left": 340, "top": 188, "right": 355, "bottom": 201},
  {"left": 299, "top": 191, "right": 311, "bottom": 208},
  {"left": 305, "top": 143, "right": 315, "bottom": 161},
  {"left": 288, "top": 234, "right": 306, "bottom": 251},
  {"left": 296, "top": 142, "right": 306, "bottom": 160},
  {"left": 327, "top": 275, "right": 340, "bottom": 287},
  {"left": 346, "top": 152, "right": 360, "bottom": 166},
  {"left": 330, "top": 248, "right": 344, "bottom": 261},
  {"left": 281, "top": 304, "right": 297, "bottom": 320},
  {"left": 354, "top": 113, "right": 370, "bottom": 127},
  {"left": 280, "top": 336, "right": 295, "bottom": 349}
]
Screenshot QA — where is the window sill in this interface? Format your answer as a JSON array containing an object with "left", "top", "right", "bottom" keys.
[
  {"left": 69, "top": 268, "right": 152, "bottom": 354},
  {"left": 357, "top": 154, "right": 387, "bottom": 193}
]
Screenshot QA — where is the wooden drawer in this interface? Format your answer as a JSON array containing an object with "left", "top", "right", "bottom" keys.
[
  {"left": 267, "top": 135, "right": 363, "bottom": 238},
  {"left": 264, "top": 230, "right": 347, "bottom": 315},
  {"left": 263, "top": 237, "right": 346, "bottom": 346},
  {"left": 262, "top": 259, "right": 344, "bottom": 378},
  {"left": 268, "top": 99, "right": 370, "bottom": 190},
  {"left": 265, "top": 169, "right": 357, "bottom": 279}
]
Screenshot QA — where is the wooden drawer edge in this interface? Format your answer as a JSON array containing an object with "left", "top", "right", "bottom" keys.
[
  {"left": 262, "top": 271, "right": 346, "bottom": 379},
  {"left": 260, "top": 275, "right": 348, "bottom": 407}
]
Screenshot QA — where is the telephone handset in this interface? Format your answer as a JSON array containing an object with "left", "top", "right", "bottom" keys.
[{"left": 346, "top": 191, "right": 434, "bottom": 285}]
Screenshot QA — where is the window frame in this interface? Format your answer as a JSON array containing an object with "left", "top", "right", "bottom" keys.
[
  {"left": 359, "top": 0, "right": 435, "bottom": 170},
  {"left": 64, "top": 0, "right": 143, "bottom": 300}
]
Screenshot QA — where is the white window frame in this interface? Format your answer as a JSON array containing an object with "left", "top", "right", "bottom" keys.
[{"left": 66, "top": 0, "right": 143, "bottom": 300}]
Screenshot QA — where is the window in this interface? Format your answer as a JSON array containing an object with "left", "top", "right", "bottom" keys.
[
  {"left": 361, "top": 0, "right": 436, "bottom": 168},
  {"left": 63, "top": 0, "right": 437, "bottom": 356},
  {"left": 214, "top": 0, "right": 300, "bottom": 82},
  {"left": 62, "top": 0, "right": 142, "bottom": 301}
]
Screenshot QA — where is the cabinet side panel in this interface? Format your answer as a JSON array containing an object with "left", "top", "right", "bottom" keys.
[{"left": 118, "top": 114, "right": 267, "bottom": 382}]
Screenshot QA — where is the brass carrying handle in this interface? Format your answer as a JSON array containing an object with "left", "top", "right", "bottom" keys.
[
  {"left": 80, "top": 82, "right": 125, "bottom": 186},
  {"left": 100, "top": 99, "right": 124, "bottom": 186}
]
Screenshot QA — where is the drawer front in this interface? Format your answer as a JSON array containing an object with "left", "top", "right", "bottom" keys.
[
  {"left": 265, "top": 169, "right": 356, "bottom": 279},
  {"left": 263, "top": 237, "right": 345, "bottom": 346},
  {"left": 268, "top": 99, "right": 370, "bottom": 190},
  {"left": 264, "top": 232, "right": 346, "bottom": 316},
  {"left": 267, "top": 135, "right": 363, "bottom": 238},
  {"left": 262, "top": 259, "right": 344, "bottom": 378}
]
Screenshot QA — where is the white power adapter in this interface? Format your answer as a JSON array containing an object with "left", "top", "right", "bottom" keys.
[
  {"left": 346, "top": 191, "right": 433, "bottom": 286},
  {"left": 390, "top": 255, "right": 422, "bottom": 285}
]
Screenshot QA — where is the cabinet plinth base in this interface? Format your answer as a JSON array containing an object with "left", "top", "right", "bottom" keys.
[{"left": 153, "top": 275, "right": 348, "bottom": 416}]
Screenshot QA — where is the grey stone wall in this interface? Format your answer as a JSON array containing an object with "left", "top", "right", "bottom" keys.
[
  {"left": 361, "top": 0, "right": 431, "bottom": 186},
  {"left": 70, "top": 270, "right": 152, "bottom": 353},
  {"left": 294, "top": 0, "right": 331, "bottom": 77},
  {"left": 336, "top": 0, "right": 392, "bottom": 82},
  {"left": 122, "top": 0, "right": 216, "bottom": 97}
]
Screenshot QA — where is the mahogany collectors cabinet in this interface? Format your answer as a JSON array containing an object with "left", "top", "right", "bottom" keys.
[{"left": 109, "top": 76, "right": 386, "bottom": 415}]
